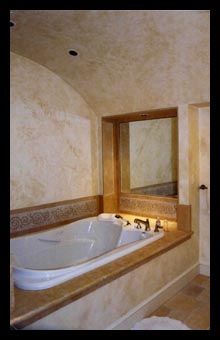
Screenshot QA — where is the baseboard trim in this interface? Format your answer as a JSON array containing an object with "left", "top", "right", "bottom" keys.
[
  {"left": 199, "top": 263, "right": 210, "bottom": 276},
  {"left": 105, "top": 263, "right": 199, "bottom": 330}
]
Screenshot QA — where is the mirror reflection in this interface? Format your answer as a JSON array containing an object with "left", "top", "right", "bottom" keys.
[{"left": 119, "top": 117, "right": 178, "bottom": 198}]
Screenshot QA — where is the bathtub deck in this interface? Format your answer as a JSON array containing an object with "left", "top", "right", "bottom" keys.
[{"left": 10, "top": 229, "right": 192, "bottom": 329}]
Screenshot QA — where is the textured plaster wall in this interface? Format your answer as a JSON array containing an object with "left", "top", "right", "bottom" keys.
[
  {"left": 199, "top": 107, "right": 210, "bottom": 267},
  {"left": 178, "top": 103, "right": 210, "bottom": 265},
  {"left": 10, "top": 10, "right": 210, "bottom": 116},
  {"left": 129, "top": 118, "right": 177, "bottom": 188},
  {"left": 10, "top": 52, "right": 100, "bottom": 209},
  {"left": 188, "top": 105, "right": 200, "bottom": 236}
]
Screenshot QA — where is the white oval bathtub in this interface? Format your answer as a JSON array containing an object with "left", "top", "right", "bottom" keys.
[{"left": 10, "top": 216, "right": 164, "bottom": 290}]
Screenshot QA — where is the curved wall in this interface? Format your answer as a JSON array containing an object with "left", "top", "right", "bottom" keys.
[{"left": 10, "top": 52, "right": 100, "bottom": 209}]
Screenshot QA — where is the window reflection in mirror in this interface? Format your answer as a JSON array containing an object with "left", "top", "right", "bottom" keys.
[{"left": 119, "top": 117, "right": 178, "bottom": 198}]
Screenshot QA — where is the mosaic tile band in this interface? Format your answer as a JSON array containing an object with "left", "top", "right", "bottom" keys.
[
  {"left": 120, "top": 196, "right": 177, "bottom": 220},
  {"left": 10, "top": 197, "right": 99, "bottom": 234}
]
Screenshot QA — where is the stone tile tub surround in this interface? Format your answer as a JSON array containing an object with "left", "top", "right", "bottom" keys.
[{"left": 10, "top": 229, "right": 192, "bottom": 329}]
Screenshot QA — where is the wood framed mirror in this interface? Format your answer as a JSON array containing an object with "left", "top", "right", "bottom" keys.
[{"left": 102, "top": 107, "right": 178, "bottom": 214}]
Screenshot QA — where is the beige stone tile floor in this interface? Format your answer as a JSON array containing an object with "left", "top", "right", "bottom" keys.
[{"left": 148, "top": 275, "right": 210, "bottom": 330}]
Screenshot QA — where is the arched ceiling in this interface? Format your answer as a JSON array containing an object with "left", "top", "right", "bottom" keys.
[{"left": 10, "top": 10, "right": 210, "bottom": 116}]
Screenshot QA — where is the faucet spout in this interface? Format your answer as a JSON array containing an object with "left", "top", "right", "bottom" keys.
[
  {"left": 115, "top": 214, "right": 131, "bottom": 226},
  {"left": 134, "top": 218, "right": 150, "bottom": 231}
]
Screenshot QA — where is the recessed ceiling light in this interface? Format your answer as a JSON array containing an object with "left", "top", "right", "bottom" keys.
[
  {"left": 10, "top": 21, "right": 15, "bottom": 28},
  {"left": 68, "top": 50, "right": 78, "bottom": 56}
]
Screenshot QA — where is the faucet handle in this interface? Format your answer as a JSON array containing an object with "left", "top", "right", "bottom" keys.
[
  {"left": 136, "top": 222, "right": 142, "bottom": 229},
  {"left": 145, "top": 219, "right": 150, "bottom": 231},
  {"left": 115, "top": 214, "right": 123, "bottom": 219},
  {"left": 154, "top": 224, "right": 163, "bottom": 232}
]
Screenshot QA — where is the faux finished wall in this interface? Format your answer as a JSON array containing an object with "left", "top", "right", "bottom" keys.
[
  {"left": 198, "top": 107, "right": 210, "bottom": 270},
  {"left": 178, "top": 103, "right": 210, "bottom": 270},
  {"left": 10, "top": 52, "right": 100, "bottom": 209},
  {"left": 10, "top": 10, "right": 210, "bottom": 117}
]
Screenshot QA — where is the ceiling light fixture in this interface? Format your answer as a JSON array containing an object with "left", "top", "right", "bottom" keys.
[{"left": 68, "top": 50, "right": 78, "bottom": 56}]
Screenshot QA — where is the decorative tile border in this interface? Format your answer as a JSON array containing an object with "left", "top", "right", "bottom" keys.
[
  {"left": 120, "top": 195, "right": 177, "bottom": 220},
  {"left": 10, "top": 196, "right": 102, "bottom": 236}
]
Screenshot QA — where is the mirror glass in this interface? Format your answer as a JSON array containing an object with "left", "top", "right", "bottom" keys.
[{"left": 119, "top": 117, "right": 178, "bottom": 198}]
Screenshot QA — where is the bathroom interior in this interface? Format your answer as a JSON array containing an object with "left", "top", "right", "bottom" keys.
[{"left": 10, "top": 10, "right": 210, "bottom": 330}]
